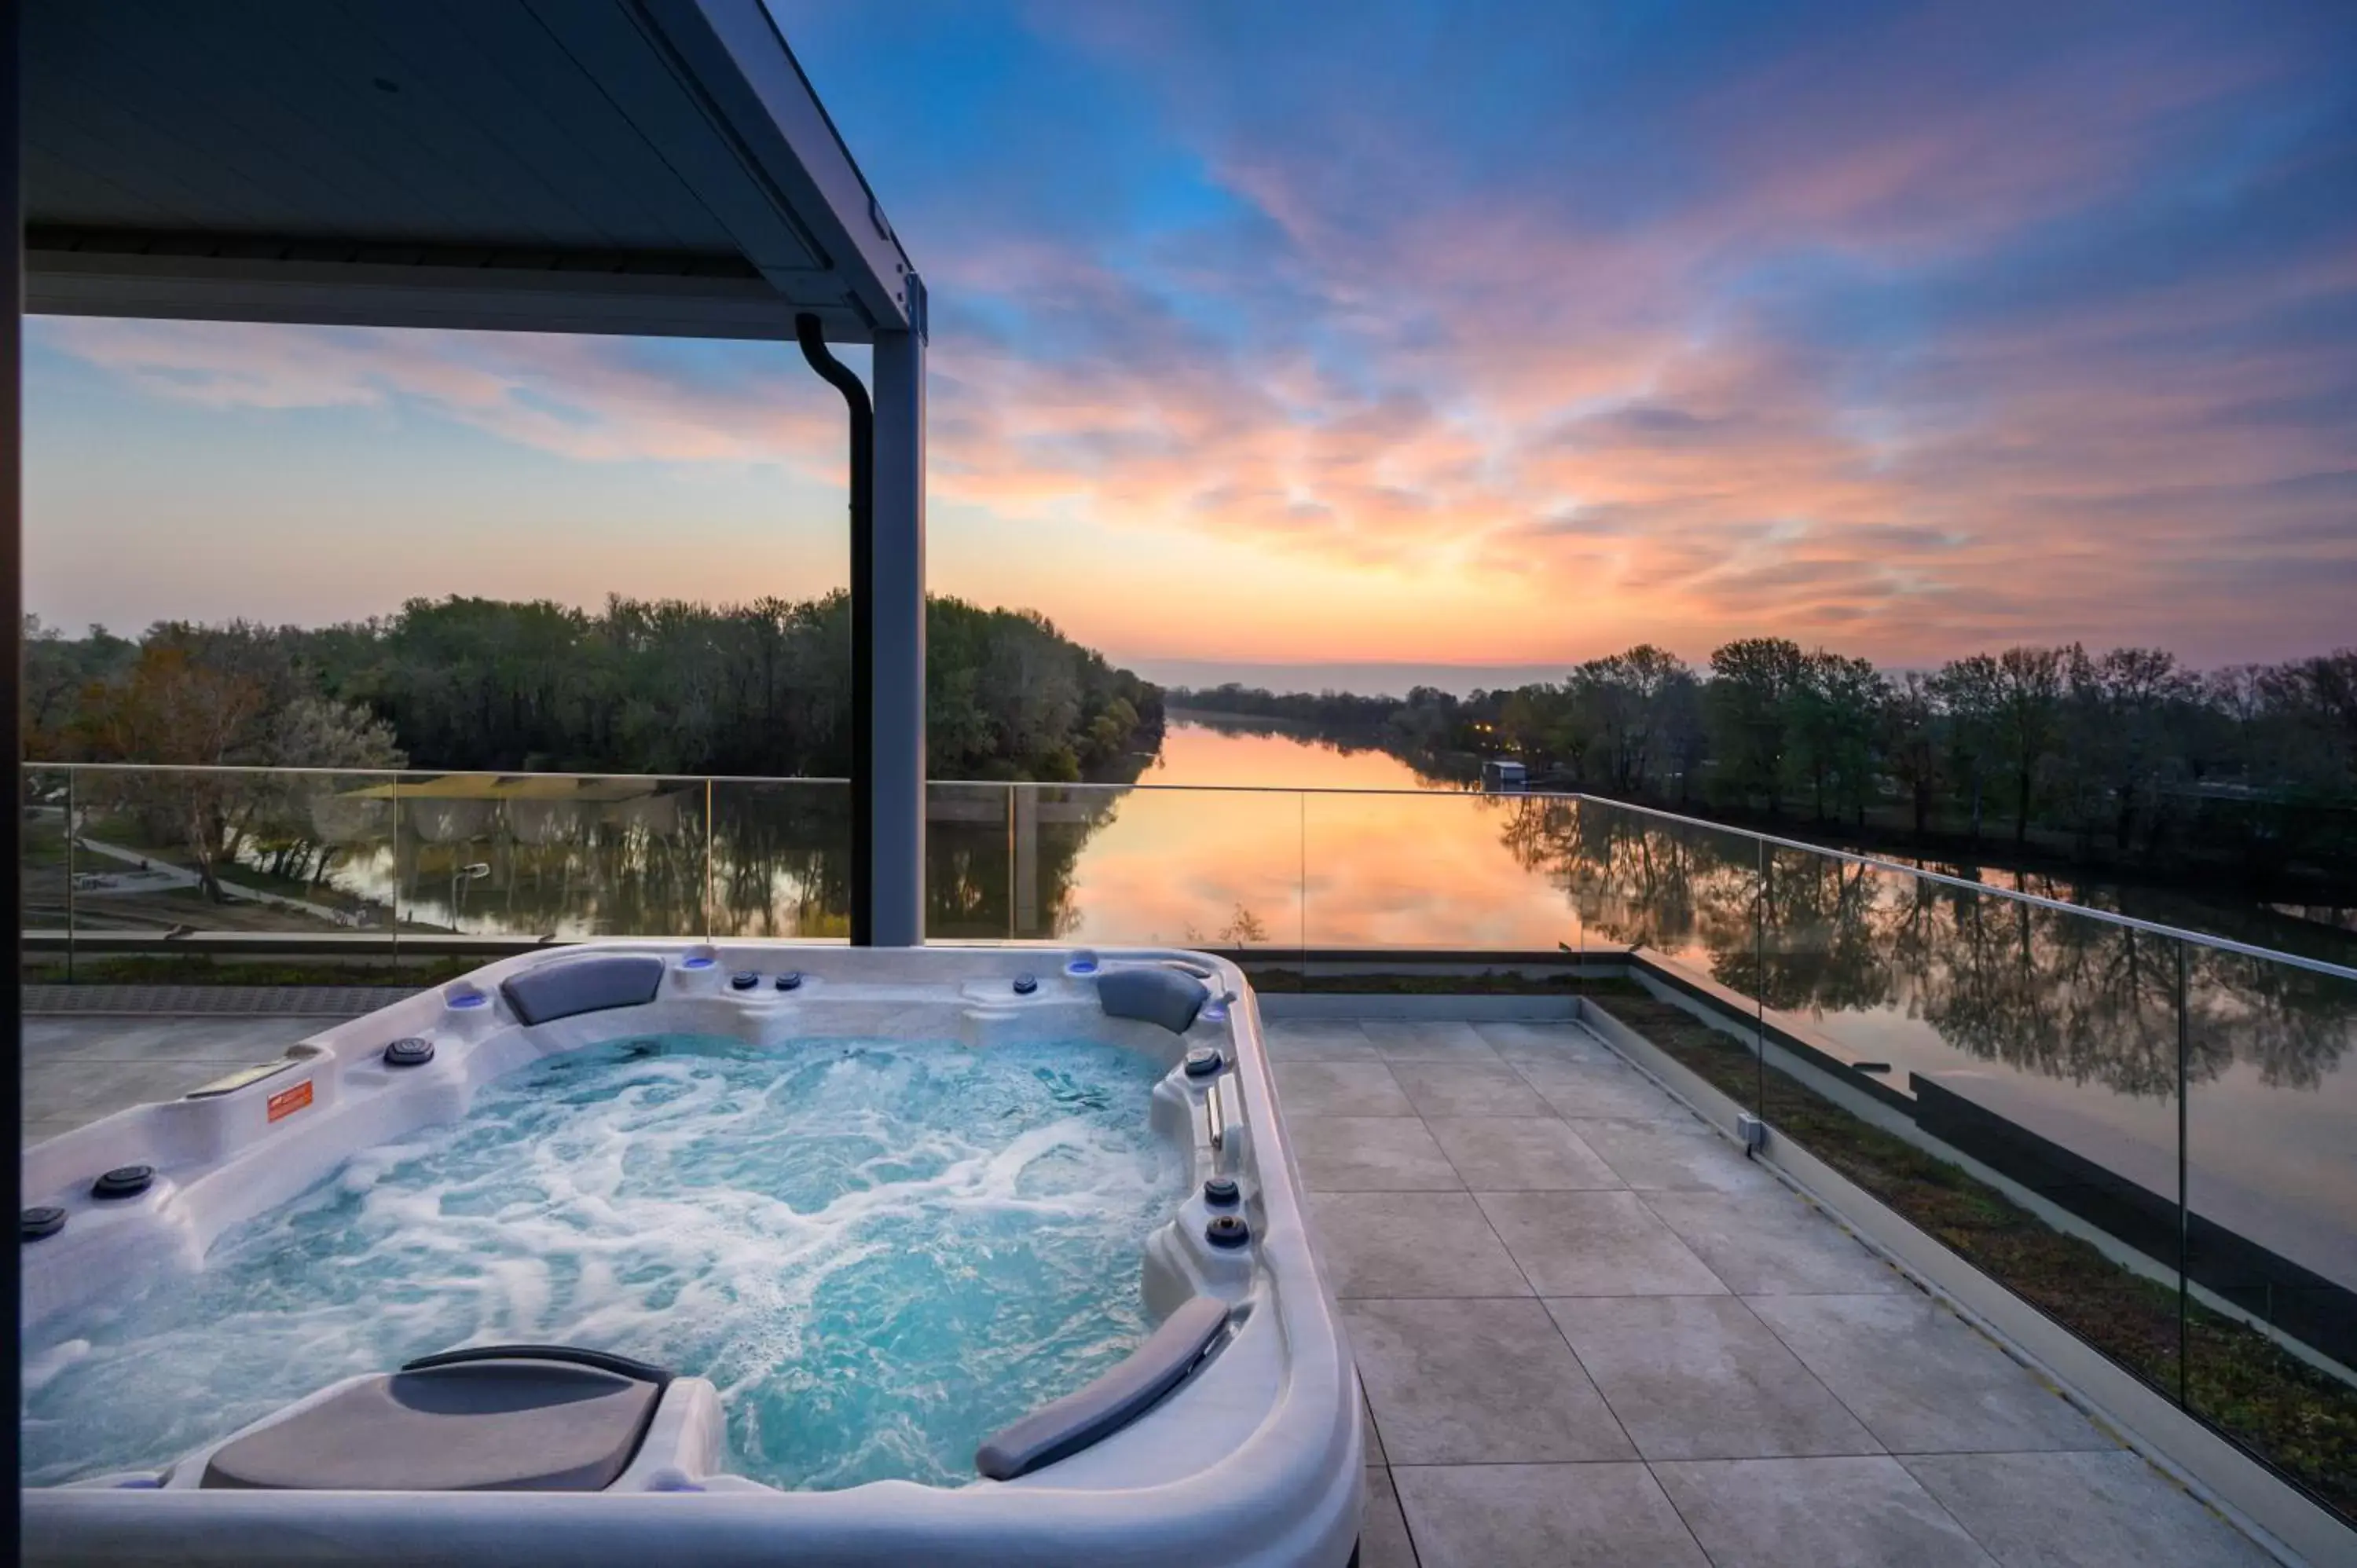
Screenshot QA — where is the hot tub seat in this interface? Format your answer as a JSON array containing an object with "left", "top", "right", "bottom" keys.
[{"left": 202, "top": 1347, "right": 672, "bottom": 1493}]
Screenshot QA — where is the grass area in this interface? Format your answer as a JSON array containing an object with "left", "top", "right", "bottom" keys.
[
  {"left": 22, "top": 955, "right": 479, "bottom": 988},
  {"left": 74, "top": 811, "right": 174, "bottom": 857},
  {"left": 20, "top": 833, "right": 70, "bottom": 866},
  {"left": 1583, "top": 978, "right": 2356, "bottom": 1523}
]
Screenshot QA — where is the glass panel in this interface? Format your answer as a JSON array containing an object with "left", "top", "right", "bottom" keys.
[
  {"left": 1000, "top": 783, "right": 1302, "bottom": 955},
  {"left": 229, "top": 769, "right": 402, "bottom": 939},
  {"left": 1754, "top": 849, "right": 2189, "bottom": 1395},
  {"left": 1754, "top": 848, "right": 1949, "bottom": 1139},
  {"left": 709, "top": 779, "right": 849, "bottom": 940},
  {"left": 925, "top": 782, "right": 1017, "bottom": 940},
  {"left": 1301, "top": 788, "right": 1582, "bottom": 952},
  {"left": 1563, "top": 799, "right": 1769, "bottom": 1116},
  {"left": 55, "top": 766, "right": 398, "bottom": 941},
  {"left": 2184, "top": 949, "right": 2357, "bottom": 1523},
  {"left": 394, "top": 771, "right": 711, "bottom": 938},
  {"left": 20, "top": 765, "right": 71, "bottom": 966}
]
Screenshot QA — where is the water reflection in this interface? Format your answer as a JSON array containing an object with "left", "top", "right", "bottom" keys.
[
  {"left": 925, "top": 782, "right": 1129, "bottom": 941},
  {"left": 1504, "top": 790, "right": 2357, "bottom": 1295},
  {"left": 252, "top": 774, "right": 1122, "bottom": 943},
  {"left": 38, "top": 734, "right": 2356, "bottom": 1295}
]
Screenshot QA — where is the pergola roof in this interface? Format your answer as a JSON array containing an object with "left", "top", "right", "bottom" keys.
[{"left": 21, "top": 0, "right": 922, "bottom": 343}]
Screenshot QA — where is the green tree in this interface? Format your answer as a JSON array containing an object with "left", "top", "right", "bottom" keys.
[
  {"left": 1791, "top": 652, "right": 1887, "bottom": 826},
  {"left": 1882, "top": 672, "right": 1943, "bottom": 837},
  {"left": 1991, "top": 645, "right": 2071, "bottom": 846},
  {"left": 1568, "top": 644, "right": 1692, "bottom": 793},
  {"left": 1930, "top": 654, "right": 2003, "bottom": 843},
  {"left": 2061, "top": 647, "right": 2195, "bottom": 853},
  {"left": 74, "top": 646, "right": 277, "bottom": 900},
  {"left": 1706, "top": 637, "right": 1810, "bottom": 814}
]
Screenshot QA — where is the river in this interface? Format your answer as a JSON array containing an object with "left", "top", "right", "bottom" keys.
[{"left": 45, "top": 720, "right": 2355, "bottom": 1301}]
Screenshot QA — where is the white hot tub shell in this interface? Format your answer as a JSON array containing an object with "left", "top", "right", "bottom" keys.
[{"left": 18, "top": 943, "right": 1365, "bottom": 1566}]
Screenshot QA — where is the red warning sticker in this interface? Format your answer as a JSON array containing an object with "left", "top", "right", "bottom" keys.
[{"left": 266, "top": 1079, "right": 314, "bottom": 1123}]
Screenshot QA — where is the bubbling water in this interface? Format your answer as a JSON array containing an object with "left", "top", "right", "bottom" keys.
[{"left": 21, "top": 1035, "right": 1184, "bottom": 1490}]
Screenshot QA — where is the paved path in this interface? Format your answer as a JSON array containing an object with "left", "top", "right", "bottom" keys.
[
  {"left": 73, "top": 834, "right": 359, "bottom": 925},
  {"left": 1265, "top": 1017, "right": 2279, "bottom": 1568}
]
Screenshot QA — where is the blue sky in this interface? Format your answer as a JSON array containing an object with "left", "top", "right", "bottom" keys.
[{"left": 25, "top": 0, "right": 2357, "bottom": 675}]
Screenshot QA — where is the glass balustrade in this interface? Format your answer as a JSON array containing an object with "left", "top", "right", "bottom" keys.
[
  {"left": 17, "top": 760, "right": 2356, "bottom": 1525},
  {"left": 709, "top": 778, "right": 851, "bottom": 940}
]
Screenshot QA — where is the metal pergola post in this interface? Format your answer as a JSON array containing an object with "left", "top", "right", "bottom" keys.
[
  {"left": 868, "top": 327, "right": 926, "bottom": 946},
  {"left": 4, "top": 0, "right": 25, "bottom": 1491}
]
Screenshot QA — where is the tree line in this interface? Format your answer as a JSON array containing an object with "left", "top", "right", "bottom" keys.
[
  {"left": 25, "top": 592, "right": 1165, "bottom": 782},
  {"left": 1175, "top": 639, "right": 2357, "bottom": 896}
]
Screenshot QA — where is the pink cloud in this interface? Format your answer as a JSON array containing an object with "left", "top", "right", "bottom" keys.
[{"left": 28, "top": 2, "right": 2357, "bottom": 669}]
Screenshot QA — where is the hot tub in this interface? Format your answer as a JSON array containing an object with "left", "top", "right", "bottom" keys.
[{"left": 19, "top": 944, "right": 1364, "bottom": 1566}]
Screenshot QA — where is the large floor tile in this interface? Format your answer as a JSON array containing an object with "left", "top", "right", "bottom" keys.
[
  {"left": 20, "top": 1056, "right": 258, "bottom": 1123},
  {"left": 1475, "top": 1020, "right": 1618, "bottom": 1063},
  {"left": 1391, "top": 1061, "right": 1552, "bottom": 1117},
  {"left": 19, "top": 1064, "right": 96, "bottom": 1125},
  {"left": 1274, "top": 1061, "right": 1414, "bottom": 1117},
  {"left": 1309, "top": 1191, "right": 1532, "bottom": 1298},
  {"left": 1361, "top": 1020, "right": 1502, "bottom": 1063},
  {"left": 1292, "top": 1117, "right": 1464, "bottom": 1191},
  {"left": 1261, "top": 1020, "right": 1380, "bottom": 1061},
  {"left": 1546, "top": 1295, "right": 1879, "bottom": 1460},
  {"left": 1361, "top": 1467, "right": 1418, "bottom": 1568},
  {"left": 1475, "top": 1190, "right": 1725, "bottom": 1296},
  {"left": 1747, "top": 1294, "right": 2115, "bottom": 1454},
  {"left": 23, "top": 1016, "right": 323, "bottom": 1062},
  {"left": 1427, "top": 1116, "right": 1625, "bottom": 1189},
  {"left": 1567, "top": 1117, "right": 1775, "bottom": 1192},
  {"left": 1640, "top": 1187, "right": 1902, "bottom": 1295},
  {"left": 1651, "top": 1456, "right": 1995, "bottom": 1568},
  {"left": 1902, "top": 1451, "right": 2276, "bottom": 1568},
  {"left": 1515, "top": 1057, "right": 1688, "bottom": 1121},
  {"left": 1393, "top": 1462, "right": 1708, "bottom": 1568},
  {"left": 1361, "top": 1388, "right": 1386, "bottom": 1466},
  {"left": 22, "top": 1018, "right": 174, "bottom": 1060},
  {"left": 1346, "top": 1297, "right": 1633, "bottom": 1464}
]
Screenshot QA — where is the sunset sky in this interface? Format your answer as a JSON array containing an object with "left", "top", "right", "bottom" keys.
[{"left": 24, "top": 0, "right": 2357, "bottom": 687}]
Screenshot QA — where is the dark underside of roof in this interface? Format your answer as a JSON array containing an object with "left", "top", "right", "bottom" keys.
[{"left": 21, "top": 0, "right": 917, "bottom": 342}]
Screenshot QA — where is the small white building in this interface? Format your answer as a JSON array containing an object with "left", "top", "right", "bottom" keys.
[{"left": 1479, "top": 757, "right": 1528, "bottom": 793}]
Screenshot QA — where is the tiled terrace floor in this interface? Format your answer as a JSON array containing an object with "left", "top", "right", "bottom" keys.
[
  {"left": 16, "top": 1005, "right": 2290, "bottom": 1566},
  {"left": 21, "top": 1013, "right": 333, "bottom": 1145},
  {"left": 1266, "top": 1017, "right": 2282, "bottom": 1568}
]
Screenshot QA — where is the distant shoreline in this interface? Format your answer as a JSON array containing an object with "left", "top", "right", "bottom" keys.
[{"left": 1165, "top": 705, "right": 1325, "bottom": 733}]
